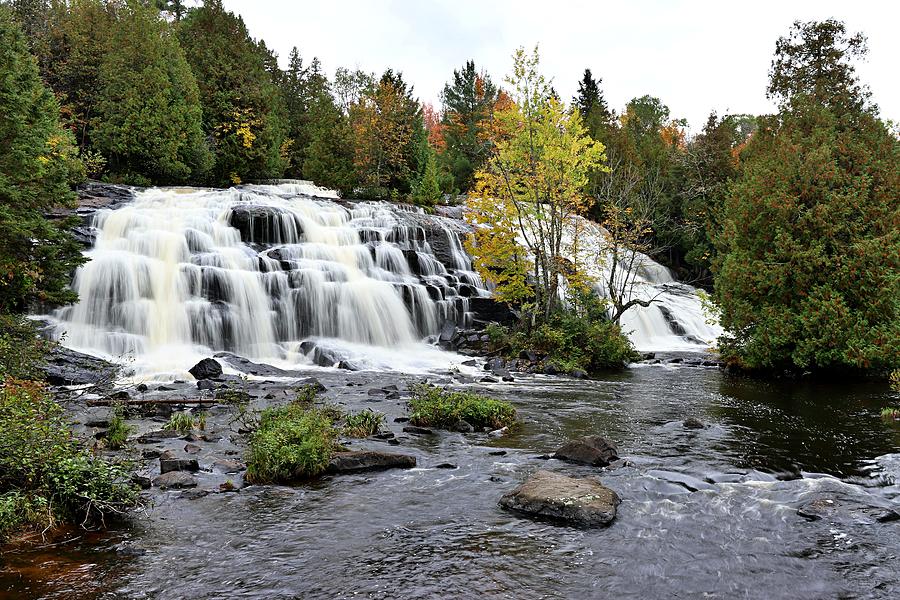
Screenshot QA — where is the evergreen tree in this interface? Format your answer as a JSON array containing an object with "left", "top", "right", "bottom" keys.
[
  {"left": 178, "top": 0, "right": 288, "bottom": 184},
  {"left": 280, "top": 47, "right": 330, "bottom": 178},
  {"left": 92, "top": 1, "right": 210, "bottom": 183},
  {"left": 573, "top": 68, "right": 611, "bottom": 132},
  {"left": 440, "top": 60, "right": 498, "bottom": 192},
  {"left": 715, "top": 20, "right": 900, "bottom": 373},
  {"left": 303, "top": 96, "right": 357, "bottom": 197},
  {"left": 0, "top": 5, "right": 84, "bottom": 312}
]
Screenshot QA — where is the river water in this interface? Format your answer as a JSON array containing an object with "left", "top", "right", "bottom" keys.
[{"left": 3, "top": 363, "right": 899, "bottom": 599}]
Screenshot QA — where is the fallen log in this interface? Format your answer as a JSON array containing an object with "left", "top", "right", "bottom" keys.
[{"left": 87, "top": 397, "right": 220, "bottom": 407}]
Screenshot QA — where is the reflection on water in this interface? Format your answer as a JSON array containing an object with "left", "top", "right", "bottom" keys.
[{"left": 3, "top": 366, "right": 899, "bottom": 599}]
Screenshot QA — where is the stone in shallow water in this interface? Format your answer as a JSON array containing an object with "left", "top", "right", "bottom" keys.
[
  {"left": 324, "top": 451, "right": 416, "bottom": 474},
  {"left": 797, "top": 496, "right": 900, "bottom": 524},
  {"left": 552, "top": 435, "right": 619, "bottom": 466},
  {"left": 160, "top": 458, "right": 200, "bottom": 474},
  {"left": 152, "top": 471, "right": 197, "bottom": 489},
  {"left": 188, "top": 358, "right": 222, "bottom": 380},
  {"left": 499, "top": 470, "right": 620, "bottom": 527}
]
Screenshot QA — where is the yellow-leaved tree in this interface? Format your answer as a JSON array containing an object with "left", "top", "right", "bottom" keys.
[{"left": 465, "top": 47, "right": 607, "bottom": 325}]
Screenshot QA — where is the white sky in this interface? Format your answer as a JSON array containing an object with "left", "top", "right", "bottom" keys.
[{"left": 223, "top": 0, "right": 900, "bottom": 132}]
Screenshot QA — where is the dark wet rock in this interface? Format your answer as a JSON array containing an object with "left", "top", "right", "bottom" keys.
[
  {"left": 499, "top": 470, "right": 620, "bottom": 527},
  {"left": 160, "top": 458, "right": 200, "bottom": 474},
  {"left": 485, "top": 357, "right": 506, "bottom": 372},
  {"left": 394, "top": 417, "right": 410, "bottom": 423},
  {"left": 325, "top": 451, "right": 416, "bottom": 474},
  {"left": 228, "top": 205, "right": 300, "bottom": 244},
  {"left": 683, "top": 417, "right": 706, "bottom": 429},
  {"left": 402, "top": 426, "right": 434, "bottom": 435},
  {"left": 451, "top": 419, "right": 475, "bottom": 433},
  {"left": 298, "top": 377, "right": 326, "bottom": 393},
  {"left": 213, "top": 352, "right": 293, "bottom": 377},
  {"left": 197, "top": 379, "right": 216, "bottom": 391},
  {"left": 489, "top": 450, "right": 508, "bottom": 456},
  {"left": 136, "top": 383, "right": 149, "bottom": 392},
  {"left": 462, "top": 359, "right": 478, "bottom": 367},
  {"left": 179, "top": 489, "right": 209, "bottom": 500},
  {"left": 368, "top": 388, "right": 388, "bottom": 396},
  {"left": 543, "top": 363, "right": 560, "bottom": 375},
  {"left": 338, "top": 360, "right": 363, "bottom": 371},
  {"left": 434, "top": 463, "right": 457, "bottom": 469},
  {"left": 183, "top": 443, "right": 202, "bottom": 455},
  {"left": 141, "top": 448, "right": 163, "bottom": 459},
  {"left": 131, "top": 474, "right": 152, "bottom": 489},
  {"left": 189, "top": 358, "right": 222, "bottom": 380},
  {"left": 213, "top": 459, "right": 245, "bottom": 473},
  {"left": 480, "top": 376, "right": 499, "bottom": 383},
  {"left": 469, "top": 297, "right": 517, "bottom": 326},
  {"left": 667, "top": 357, "right": 684, "bottom": 364},
  {"left": 152, "top": 471, "right": 197, "bottom": 489},
  {"left": 553, "top": 435, "right": 619, "bottom": 467},
  {"left": 137, "top": 429, "right": 181, "bottom": 444},
  {"left": 570, "top": 369, "right": 589, "bottom": 379},
  {"left": 43, "top": 345, "right": 119, "bottom": 386},
  {"left": 797, "top": 496, "right": 900, "bottom": 524}
]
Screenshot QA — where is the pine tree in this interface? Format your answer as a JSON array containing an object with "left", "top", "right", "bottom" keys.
[
  {"left": 303, "top": 97, "right": 357, "bottom": 197},
  {"left": 0, "top": 5, "right": 84, "bottom": 313},
  {"left": 440, "top": 60, "right": 498, "bottom": 192},
  {"left": 715, "top": 20, "right": 900, "bottom": 373},
  {"left": 178, "top": 0, "right": 288, "bottom": 184},
  {"left": 573, "top": 68, "right": 611, "bottom": 128},
  {"left": 92, "top": 1, "right": 210, "bottom": 184}
]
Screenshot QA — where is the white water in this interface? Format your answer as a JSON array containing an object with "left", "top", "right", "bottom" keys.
[
  {"left": 49, "top": 182, "right": 720, "bottom": 378},
  {"left": 49, "top": 182, "right": 484, "bottom": 378}
]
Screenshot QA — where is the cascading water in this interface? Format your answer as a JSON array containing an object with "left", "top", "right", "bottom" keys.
[
  {"left": 49, "top": 182, "right": 487, "bottom": 377},
  {"left": 49, "top": 181, "right": 719, "bottom": 378}
]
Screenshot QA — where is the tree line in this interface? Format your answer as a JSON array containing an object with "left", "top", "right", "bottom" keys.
[{"left": 0, "top": 0, "right": 897, "bottom": 377}]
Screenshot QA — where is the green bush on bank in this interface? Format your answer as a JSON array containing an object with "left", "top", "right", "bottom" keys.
[
  {"left": 409, "top": 384, "right": 516, "bottom": 430},
  {"left": 0, "top": 380, "right": 138, "bottom": 542},
  {"left": 486, "top": 300, "right": 640, "bottom": 375}
]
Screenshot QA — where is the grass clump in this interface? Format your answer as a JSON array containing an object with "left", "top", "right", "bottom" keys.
[
  {"left": 245, "top": 403, "right": 339, "bottom": 483},
  {"left": 409, "top": 384, "right": 516, "bottom": 430},
  {"left": 164, "top": 411, "right": 205, "bottom": 434},
  {"left": 105, "top": 405, "right": 133, "bottom": 449},
  {"left": 343, "top": 409, "right": 384, "bottom": 438},
  {"left": 0, "top": 380, "right": 138, "bottom": 542}
]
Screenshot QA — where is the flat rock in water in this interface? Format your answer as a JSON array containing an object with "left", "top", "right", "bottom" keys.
[
  {"left": 152, "top": 471, "right": 197, "bottom": 490},
  {"left": 499, "top": 470, "right": 620, "bottom": 527},
  {"left": 137, "top": 429, "right": 182, "bottom": 444},
  {"left": 552, "top": 435, "right": 619, "bottom": 466},
  {"left": 325, "top": 451, "right": 416, "bottom": 474},
  {"left": 160, "top": 458, "right": 200, "bottom": 474},
  {"left": 797, "top": 496, "right": 900, "bottom": 524}
]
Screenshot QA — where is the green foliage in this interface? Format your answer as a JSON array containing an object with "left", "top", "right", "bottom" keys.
[
  {"left": 408, "top": 384, "right": 516, "bottom": 430},
  {"left": 92, "top": 1, "right": 211, "bottom": 183},
  {"left": 440, "top": 60, "right": 498, "bottom": 191},
  {"left": 163, "top": 411, "right": 197, "bottom": 434},
  {"left": 105, "top": 405, "right": 132, "bottom": 450},
  {"left": 178, "top": 0, "right": 288, "bottom": 184},
  {"left": 714, "top": 22, "right": 900, "bottom": 374},
  {"left": 0, "top": 380, "right": 137, "bottom": 541},
  {"left": 488, "top": 302, "right": 639, "bottom": 374},
  {"left": 342, "top": 409, "right": 384, "bottom": 438},
  {"left": 245, "top": 403, "right": 338, "bottom": 483},
  {"left": 411, "top": 140, "right": 441, "bottom": 208},
  {"left": 0, "top": 315, "right": 49, "bottom": 381},
  {"left": 0, "top": 5, "right": 85, "bottom": 313}
]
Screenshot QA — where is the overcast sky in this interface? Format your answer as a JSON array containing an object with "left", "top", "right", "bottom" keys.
[{"left": 223, "top": 0, "right": 899, "bottom": 132}]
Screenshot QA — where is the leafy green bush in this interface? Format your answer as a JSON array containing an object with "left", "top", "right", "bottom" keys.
[
  {"left": 245, "top": 403, "right": 339, "bottom": 483},
  {"left": 0, "top": 380, "right": 137, "bottom": 541},
  {"left": 409, "top": 384, "right": 516, "bottom": 430},
  {"left": 488, "top": 301, "right": 639, "bottom": 375},
  {"left": 0, "top": 315, "right": 50, "bottom": 382},
  {"left": 343, "top": 409, "right": 384, "bottom": 438}
]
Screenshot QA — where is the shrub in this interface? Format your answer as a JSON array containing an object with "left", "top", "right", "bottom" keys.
[
  {"left": 245, "top": 403, "right": 339, "bottom": 483},
  {"left": 0, "top": 315, "right": 50, "bottom": 382},
  {"left": 0, "top": 380, "right": 137, "bottom": 541},
  {"left": 487, "top": 304, "right": 639, "bottom": 375},
  {"left": 343, "top": 409, "right": 384, "bottom": 438},
  {"left": 409, "top": 384, "right": 516, "bottom": 430}
]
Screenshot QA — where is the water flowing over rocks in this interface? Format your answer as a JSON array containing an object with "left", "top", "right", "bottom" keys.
[{"left": 499, "top": 470, "right": 620, "bottom": 527}]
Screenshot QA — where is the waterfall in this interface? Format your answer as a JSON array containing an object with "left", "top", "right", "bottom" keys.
[
  {"left": 50, "top": 182, "right": 487, "bottom": 377},
  {"left": 49, "top": 182, "right": 720, "bottom": 377}
]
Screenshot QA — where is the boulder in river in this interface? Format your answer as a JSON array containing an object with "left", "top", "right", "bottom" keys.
[
  {"left": 499, "top": 470, "right": 620, "bottom": 527},
  {"left": 160, "top": 458, "right": 200, "bottom": 474},
  {"left": 152, "top": 471, "right": 197, "bottom": 490},
  {"left": 553, "top": 435, "right": 619, "bottom": 466},
  {"left": 797, "top": 495, "right": 900, "bottom": 524},
  {"left": 325, "top": 451, "right": 416, "bottom": 474},
  {"left": 189, "top": 358, "right": 222, "bottom": 380}
]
